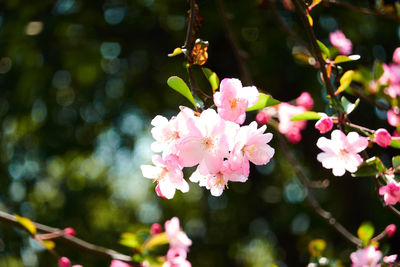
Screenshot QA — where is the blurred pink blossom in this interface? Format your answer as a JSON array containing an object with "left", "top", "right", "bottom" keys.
[
  {"left": 163, "top": 248, "right": 191, "bottom": 267},
  {"left": 388, "top": 109, "right": 400, "bottom": 127},
  {"left": 151, "top": 223, "right": 163, "bottom": 235},
  {"left": 165, "top": 217, "right": 192, "bottom": 251},
  {"left": 329, "top": 30, "right": 352, "bottom": 55},
  {"left": 110, "top": 260, "right": 132, "bottom": 267},
  {"left": 277, "top": 103, "right": 306, "bottom": 143},
  {"left": 394, "top": 47, "right": 400, "bottom": 65},
  {"left": 350, "top": 246, "right": 382, "bottom": 267},
  {"left": 315, "top": 116, "right": 333, "bottom": 134},
  {"left": 374, "top": 128, "right": 392, "bottom": 147},
  {"left": 383, "top": 254, "right": 398, "bottom": 263},
  {"left": 296, "top": 92, "right": 314, "bottom": 110},
  {"left": 379, "top": 182, "right": 400, "bottom": 205},
  {"left": 385, "top": 224, "right": 397, "bottom": 238}
]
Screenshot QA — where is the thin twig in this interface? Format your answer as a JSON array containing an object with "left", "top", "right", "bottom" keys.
[
  {"left": 351, "top": 84, "right": 390, "bottom": 111},
  {"left": 184, "top": 0, "right": 196, "bottom": 52},
  {"left": 276, "top": 133, "right": 363, "bottom": 247},
  {"left": 265, "top": 0, "right": 311, "bottom": 51},
  {"left": 292, "top": 0, "right": 341, "bottom": 112},
  {"left": 322, "top": 0, "right": 400, "bottom": 23},
  {"left": 216, "top": 0, "right": 252, "bottom": 85},
  {"left": 0, "top": 210, "right": 137, "bottom": 266}
]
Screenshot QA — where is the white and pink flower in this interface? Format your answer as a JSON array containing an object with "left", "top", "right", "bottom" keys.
[
  {"left": 141, "top": 155, "right": 189, "bottom": 199},
  {"left": 213, "top": 78, "right": 259, "bottom": 125},
  {"left": 277, "top": 103, "right": 307, "bottom": 143},
  {"left": 165, "top": 217, "right": 192, "bottom": 251},
  {"left": 317, "top": 130, "right": 368, "bottom": 176},
  {"left": 329, "top": 30, "right": 352, "bottom": 55},
  {"left": 350, "top": 246, "right": 382, "bottom": 267},
  {"left": 379, "top": 181, "right": 400, "bottom": 205}
]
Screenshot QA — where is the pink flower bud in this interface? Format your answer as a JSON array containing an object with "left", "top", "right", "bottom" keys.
[
  {"left": 155, "top": 184, "right": 167, "bottom": 199},
  {"left": 374, "top": 128, "right": 392, "bottom": 147},
  {"left": 64, "top": 227, "right": 76, "bottom": 236},
  {"left": 58, "top": 257, "right": 71, "bottom": 267},
  {"left": 383, "top": 254, "right": 397, "bottom": 263},
  {"left": 285, "top": 128, "right": 302, "bottom": 144},
  {"left": 385, "top": 224, "right": 396, "bottom": 238},
  {"left": 110, "top": 260, "right": 132, "bottom": 267},
  {"left": 393, "top": 47, "right": 400, "bottom": 65},
  {"left": 72, "top": 265, "right": 83, "bottom": 267},
  {"left": 256, "top": 110, "right": 271, "bottom": 125},
  {"left": 151, "top": 223, "right": 162, "bottom": 235},
  {"left": 387, "top": 109, "right": 400, "bottom": 127},
  {"left": 296, "top": 92, "right": 314, "bottom": 110},
  {"left": 315, "top": 117, "right": 333, "bottom": 134}
]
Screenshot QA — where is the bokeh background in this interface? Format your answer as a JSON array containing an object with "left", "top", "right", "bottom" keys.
[{"left": 0, "top": 0, "right": 399, "bottom": 266}]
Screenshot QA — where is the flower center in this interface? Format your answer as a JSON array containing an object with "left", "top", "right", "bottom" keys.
[
  {"left": 230, "top": 98, "right": 239, "bottom": 109},
  {"left": 201, "top": 137, "right": 214, "bottom": 150}
]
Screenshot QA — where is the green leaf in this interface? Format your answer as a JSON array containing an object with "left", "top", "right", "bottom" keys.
[
  {"left": 168, "top": 47, "right": 183, "bottom": 57},
  {"left": 290, "top": 111, "right": 322, "bottom": 121},
  {"left": 309, "top": 0, "right": 322, "bottom": 9},
  {"left": 341, "top": 96, "right": 360, "bottom": 115},
  {"left": 15, "top": 214, "right": 36, "bottom": 235},
  {"left": 202, "top": 68, "right": 219, "bottom": 92},
  {"left": 167, "top": 76, "right": 196, "bottom": 108},
  {"left": 335, "top": 70, "right": 354, "bottom": 95},
  {"left": 392, "top": 155, "right": 400, "bottom": 170},
  {"left": 119, "top": 232, "right": 141, "bottom": 249},
  {"left": 334, "top": 55, "right": 360, "bottom": 64},
  {"left": 246, "top": 93, "right": 280, "bottom": 112},
  {"left": 352, "top": 157, "right": 385, "bottom": 177},
  {"left": 373, "top": 61, "right": 384, "bottom": 80},
  {"left": 308, "top": 239, "right": 326, "bottom": 257},
  {"left": 357, "top": 222, "right": 374, "bottom": 246},
  {"left": 390, "top": 139, "right": 400, "bottom": 149},
  {"left": 317, "top": 40, "right": 330, "bottom": 59},
  {"left": 143, "top": 232, "right": 169, "bottom": 249}
]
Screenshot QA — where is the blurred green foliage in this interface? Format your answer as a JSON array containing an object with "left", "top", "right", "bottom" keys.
[{"left": 0, "top": 0, "right": 399, "bottom": 266}]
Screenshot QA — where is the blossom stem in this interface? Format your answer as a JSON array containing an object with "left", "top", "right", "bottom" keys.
[{"left": 0, "top": 210, "right": 137, "bottom": 265}]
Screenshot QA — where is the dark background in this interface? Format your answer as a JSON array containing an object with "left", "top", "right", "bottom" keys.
[{"left": 0, "top": 0, "right": 399, "bottom": 266}]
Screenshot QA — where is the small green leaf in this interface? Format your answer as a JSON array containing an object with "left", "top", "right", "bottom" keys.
[
  {"left": 317, "top": 40, "right": 330, "bottom": 59},
  {"left": 335, "top": 70, "right": 354, "bottom": 95},
  {"left": 119, "top": 233, "right": 141, "bottom": 249},
  {"left": 309, "top": 0, "right": 322, "bottom": 9},
  {"left": 308, "top": 239, "right": 326, "bottom": 257},
  {"left": 390, "top": 139, "right": 400, "bottom": 149},
  {"left": 41, "top": 240, "right": 56, "bottom": 250},
  {"left": 341, "top": 96, "right": 360, "bottom": 115},
  {"left": 143, "top": 232, "right": 169, "bottom": 249},
  {"left": 373, "top": 61, "right": 384, "bottom": 80},
  {"left": 246, "top": 93, "right": 280, "bottom": 112},
  {"left": 202, "top": 68, "right": 219, "bottom": 92},
  {"left": 357, "top": 222, "right": 374, "bottom": 246},
  {"left": 168, "top": 47, "right": 183, "bottom": 57},
  {"left": 167, "top": 76, "right": 196, "bottom": 108},
  {"left": 15, "top": 214, "right": 36, "bottom": 235},
  {"left": 290, "top": 111, "right": 322, "bottom": 121},
  {"left": 392, "top": 155, "right": 400, "bottom": 169},
  {"left": 352, "top": 157, "right": 385, "bottom": 177},
  {"left": 334, "top": 55, "right": 360, "bottom": 64}
]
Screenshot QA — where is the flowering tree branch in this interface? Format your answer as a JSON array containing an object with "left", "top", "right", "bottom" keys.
[
  {"left": 322, "top": 0, "right": 400, "bottom": 23},
  {"left": 276, "top": 132, "right": 363, "bottom": 247},
  {"left": 0, "top": 210, "right": 137, "bottom": 266}
]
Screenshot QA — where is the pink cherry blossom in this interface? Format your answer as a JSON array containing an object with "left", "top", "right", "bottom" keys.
[
  {"left": 315, "top": 116, "right": 333, "bottom": 134},
  {"left": 165, "top": 217, "right": 192, "bottom": 251},
  {"left": 110, "top": 260, "right": 132, "bottom": 267},
  {"left": 296, "top": 92, "right": 314, "bottom": 110},
  {"left": 150, "top": 107, "right": 194, "bottom": 158},
  {"left": 379, "top": 182, "right": 400, "bottom": 205},
  {"left": 141, "top": 155, "right": 189, "bottom": 199},
  {"left": 383, "top": 254, "right": 397, "bottom": 264},
  {"left": 230, "top": 121, "right": 275, "bottom": 177},
  {"left": 317, "top": 130, "right": 369, "bottom": 176},
  {"left": 177, "top": 109, "right": 238, "bottom": 174},
  {"left": 350, "top": 246, "right": 382, "bottom": 267},
  {"left": 394, "top": 47, "right": 400, "bottom": 65},
  {"left": 388, "top": 109, "right": 400, "bottom": 127},
  {"left": 163, "top": 248, "right": 191, "bottom": 267},
  {"left": 374, "top": 128, "right": 392, "bottom": 148},
  {"left": 329, "top": 30, "right": 352, "bottom": 55},
  {"left": 277, "top": 103, "right": 306, "bottom": 143},
  {"left": 190, "top": 161, "right": 247, "bottom": 196},
  {"left": 256, "top": 109, "right": 271, "bottom": 125},
  {"left": 213, "top": 78, "right": 259, "bottom": 125},
  {"left": 385, "top": 224, "right": 396, "bottom": 238}
]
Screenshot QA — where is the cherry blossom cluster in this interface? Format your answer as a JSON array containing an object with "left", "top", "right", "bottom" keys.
[
  {"left": 162, "top": 217, "right": 192, "bottom": 267},
  {"left": 141, "top": 78, "right": 275, "bottom": 198},
  {"left": 351, "top": 246, "right": 397, "bottom": 267},
  {"left": 256, "top": 92, "right": 313, "bottom": 143}
]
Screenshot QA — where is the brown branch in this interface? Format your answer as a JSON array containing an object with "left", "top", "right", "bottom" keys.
[
  {"left": 276, "top": 133, "right": 363, "bottom": 247},
  {"left": 0, "top": 210, "right": 137, "bottom": 266},
  {"left": 217, "top": 0, "right": 252, "bottom": 85},
  {"left": 265, "top": 0, "right": 311, "bottom": 51},
  {"left": 292, "top": 0, "right": 341, "bottom": 112},
  {"left": 322, "top": 0, "right": 400, "bottom": 23},
  {"left": 184, "top": 0, "right": 196, "bottom": 52},
  {"left": 351, "top": 84, "right": 390, "bottom": 111}
]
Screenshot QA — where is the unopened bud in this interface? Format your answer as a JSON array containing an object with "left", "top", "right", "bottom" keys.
[
  {"left": 374, "top": 128, "right": 392, "bottom": 148},
  {"left": 385, "top": 224, "right": 396, "bottom": 238},
  {"left": 58, "top": 257, "right": 71, "bottom": 267},
  {"left": 64, "top": 227, "right": 76, "bottom": 236},
  {"left": 150, "top": 223, "right": 162, "bottom": 235},
  {"left": 256, "top": 110, "right": 271, "bottom": 125}
]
